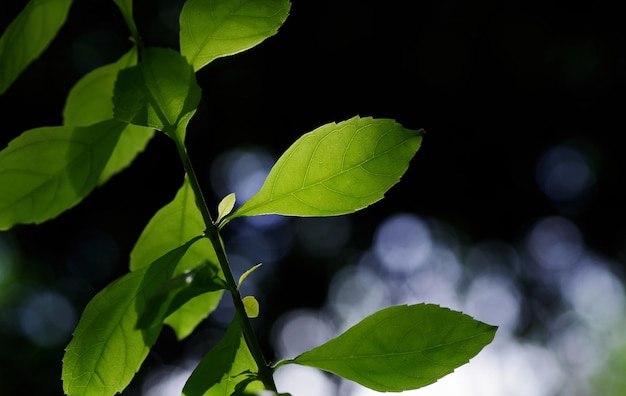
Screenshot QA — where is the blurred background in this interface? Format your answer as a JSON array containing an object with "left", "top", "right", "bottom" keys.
[{"left": 1, "top": 1, "right": 626, "bottom": 395}]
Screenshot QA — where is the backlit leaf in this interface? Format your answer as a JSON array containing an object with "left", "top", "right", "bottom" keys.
[
  {"left": 242, "top": 296, "right": 259, "bottom": 318},
  {"left": 180, "top": 0, "right": 291, "bottom": 71},
  {"left": 0, "top": 0, "right": 73, "bottom": 94},
  {"left": 0, "top": 120, "right": 125, "bottom": 230},
  {"left": 238, "top": 263, "right": 262, "bottom": 289},
  {"left": 113, "top": 47, "right": 200, "bottom": 143},
  {"left": 288, "top": 303, "right": 497, "bottom": 392},
  {"left": 183, "top": 314, "right": 264, "bottom": 396},
  {"left": 62, "top": 238, "right": 201, "bottom": 396},
  {"left": 130, "top": 176, "right": 224, "bottom": 340},
  {"left": 217, "top": 192, "right": 236, "bottom": 225},
  {"left": 229, "top": 116, "right": 423, "bottom": 221},
  {"left": 63, "top": 47, "right": 155, "bottom": 185},
  {"left": 63, "top": 48, "right": 137, "bottom": 125}
]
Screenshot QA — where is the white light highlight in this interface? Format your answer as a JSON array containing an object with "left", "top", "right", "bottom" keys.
[{"left": 374, "top": 213, "right": 432, "bottom": 274}]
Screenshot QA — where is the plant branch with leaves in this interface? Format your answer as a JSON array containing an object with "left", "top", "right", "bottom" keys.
[{"left": 0, "top": 0, "right": 497, "bottom": 395}]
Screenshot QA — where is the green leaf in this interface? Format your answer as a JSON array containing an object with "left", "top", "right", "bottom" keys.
[
  {"left": 113, "top": 47, "right": 201, "bottom": 142},
  {"left": 238, "top": 263, "right": 262, "bottom": 289},
  {"left": 130, "top": 176, "right": 224, "bottom": 339},
  {"left": 112, "top": 0, "right": 133, "bottom": 24},
  {"left": 62, "top": 237, "right": 201, "bottom": 396},
  {"left": 242, "top": 296, "right": 259, "bottom": 318},
  {"left": 137, "top": 262, "right": 226, "bottom": 331},
  {"left": 63, "top": 48, "right": 138, "bottom": 125},
  {"left": 217, "top": 192, "right": 236, "bottom": 225},
  {"left": 63, "top": 47, "right": 155, "bottom": 185},
  {"left": 183, "top": 313, "right": 264, "bottom": 396},
  {"left": 229, "top": 116, "right": 423, "bottom": 220},
  {"left": 0, "top": 119, "right": 125, "bottom": 230},
  {"left": 130, "top": 176, "right": 209, "bottom": 270},
  {"left": 112, "top": 0, "right": 141, "bottom": 47},
  {"left": 0, "top": 0, "right": 73, "bottom": 94},
  {"left": 249, "top": 393, "right": 292, "bottom": 396},
  {"left": 288, "top": 303, "right": 497, "bottom": 392},
  {"left": 179, "top": 0, "right": 291, "bottom": 71}
]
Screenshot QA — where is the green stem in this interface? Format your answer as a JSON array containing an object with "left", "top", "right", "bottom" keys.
[
  {"left": 174, "top": 139, "right": 277, "bottom": 391},
  {"left": 114, "top": 1, "right": 144, "bottom": 54}
]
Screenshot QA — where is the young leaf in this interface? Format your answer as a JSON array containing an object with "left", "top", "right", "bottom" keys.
[
  {"left": 62, "top": 237, "right": 202, "bottom": 396},
  {"left": 0, "top": 0, "right": 73, "bottom": 94},
  {"left": 63, "top": 47, "right": 155, "bottom": 185},
  {"left": 238, "top": 263, "right": 263, "bottom": 289},
  {"left": 229, "top": 116, "right": 423, "bottom": 221},
  {"left": 130, "top": 176, "right": 224, "bottom": 340},
  {"left": 183, "top": 313, "right": 265, "bottom": 396},
  {"left": 0, "top": 119, "right": 125, "bottom": 230},
  {"left": 179, "top": 0, "right": 291, "bottom": 71},
  {"left": 242, "top": 296, "right": 260, "bottom": 318},
  {"left": 286, "top": 303, "right": 497, "bottom": 392},
  {"left": 113, "top": 47, "right": 201, "bottom": 143},
  {"left": 217, "top": 192, "right": 236, "bottom": 225}
]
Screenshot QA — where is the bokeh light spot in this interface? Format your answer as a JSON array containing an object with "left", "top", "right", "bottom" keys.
[
  {"left": 18, "top": 290, "right": 76, "bottom": 347},
  {"left": 526, "top": 216, "right": 584, "bottom": 273},
  {"left": 374, "top": 213, "right": 432, "bottom": 274},
  {"left": 209, "top": 147, "right": 275, "bottom": 205},
  {"left": 464, "top": 273, "right": 521, "bottom": 333},
  {"left": 271, "top": 309, "right": 335, "bottom": 359},
  {"left": 227, "top": 223, "right": 294, "bottom": 267},
  {"left": 536, "top": 144, "right": 594, "bottom": 202},
  {"left": 142, "top": 364, "right": 194, "bottom": 396},
  {"left": 395, "top": 244, "right": 464, "bottom": 311},
  {"left": 274, "top": 364, "right": 336, "bottom": 396},
  {"left": 561, "top": 258, "right": 625, "bottom": 328},
  {"left": 326, "top": 262, "right": 391, "bottom": 331}
]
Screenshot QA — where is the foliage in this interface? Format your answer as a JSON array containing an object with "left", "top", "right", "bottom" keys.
[{"left": 0, "top": 0, "right": 497, "bottom": 395}]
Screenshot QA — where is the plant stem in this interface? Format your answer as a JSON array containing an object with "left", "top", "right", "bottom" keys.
[{"left": 174, "top": 140, "right": 277, "bottom": 391}]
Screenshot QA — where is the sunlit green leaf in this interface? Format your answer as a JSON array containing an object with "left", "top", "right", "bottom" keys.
[
  {"left": 63, "top": 47, "right": 155, "bottom": 185},
  {"left": 217, "top": 192, "right": 236, "bottom": 225},
  {"left": 287, "top": 303, "right": 497, "bottom": 392},
  {"left": 0, "top": 0, "right": 73, "bottom": 94},
  {"left": 229, "top": 116, "right": 423, "bottom": 221},
  {"left": 179, "top": 0, "right": 291, "bottom": 71},
  {"left": 183, "top": 313, "right": 264, "bottom": 396},
  {"left": 63, "top": 48, "right": 137, "bottom": 125},
  {"left": 62, "top": 237, "right": 201, "bottom": 396},
  {"left": 130, "top": 176, "right": 224, "bottom": 339},
  {"left": 0, "top": 119, "right": 125, "bottom": 230},
  {"left": 113, "top": 47, "right": 200, "bottom": 142},
  {"left": 242, "top": 296, "right": 259, "bottom": 318},
  {"left": 238, "top": 263, "right": 262, "bottom": 289}
]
